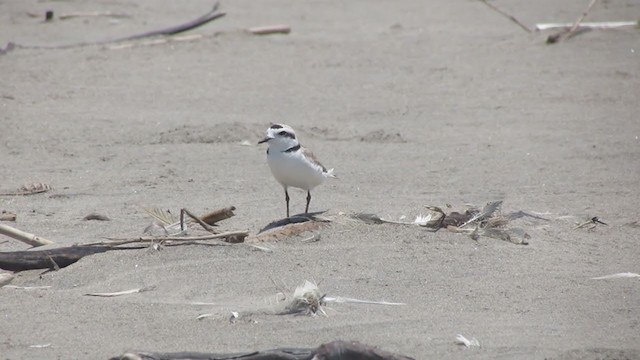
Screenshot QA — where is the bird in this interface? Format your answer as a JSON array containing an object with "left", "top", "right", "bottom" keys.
[{"left": 258, "top": 124, "right": 335, "bottom": 218}]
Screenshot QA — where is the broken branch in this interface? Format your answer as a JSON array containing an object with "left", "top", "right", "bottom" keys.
[{"left": 0, "top": 224, "right": 54, "bottom": 247}]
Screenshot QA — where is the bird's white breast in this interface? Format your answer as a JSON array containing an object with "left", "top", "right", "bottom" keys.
[{"left": 267, "top": 149, "right": 326, "bottom": 190}]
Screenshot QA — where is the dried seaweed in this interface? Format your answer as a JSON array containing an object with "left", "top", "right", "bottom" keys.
[
  {"left": 0, "top": 183, "right": 52, "bottom": 196},
  {"left": 352, "top": 201, "right": 535, "bottom": 245}
]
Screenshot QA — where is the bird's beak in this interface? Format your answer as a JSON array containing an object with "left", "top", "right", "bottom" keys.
[{"left": 258, "top": 137, "right": 271, "bottom": 144}]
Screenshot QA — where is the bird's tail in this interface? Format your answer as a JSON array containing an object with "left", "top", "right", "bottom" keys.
[{"left": 325, "top": 168, "right": 337, "bottom": 179}]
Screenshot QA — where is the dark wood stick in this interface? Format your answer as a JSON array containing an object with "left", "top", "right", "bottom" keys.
[
  {"left": 112, "top": 340, "right": 415, "bottom": 360},
  {"left": 0, "top": 245, "right": 123, "bottom": 272},
  {"left": 5, "top": 2, "right": 225, "bottom": 51}
]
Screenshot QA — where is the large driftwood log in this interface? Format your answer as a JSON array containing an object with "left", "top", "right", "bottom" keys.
[
  {"left": 112, "top": 341, "right": 415, "bottom": 360},
  {"left": 0, "top": 245, "right": 128, "bottom": 272}
]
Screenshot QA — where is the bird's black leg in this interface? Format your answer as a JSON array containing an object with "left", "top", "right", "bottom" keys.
[
  {"left": 285, "top": 188, "right": 290, "bottom": 218},
  {"left": 305, "top": 190, "right": 311, "bottom": 214}
]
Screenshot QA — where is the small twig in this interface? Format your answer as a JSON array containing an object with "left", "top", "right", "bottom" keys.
[
  {"left": 181, "top": 208, "right": 217, "bottom": 233},
  {"left": 59, "top": 11, "right": 131, "bottom": 20},
  {"left": 477, "top": 0, "right": 532, "bottom": 33},
  {"left": 247, "top": 25, "right": 291, "bottom": 35},
  {"left": 46, "top": 254, "right": 60, "bottom": 271},
  {"left": 92, "top": 230, "right": 249, "bottom": 246},
  {"left": 548, "top": 0, "right": 599, "bottom": 43},
  {"left": 84, "top": 285, "right": 156, "bottom": 297},
  {"left": 566, "top": 0, "right": 599, "bottom": 39}
]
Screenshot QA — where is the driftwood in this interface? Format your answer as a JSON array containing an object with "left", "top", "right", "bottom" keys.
[
  {"left": 200, "top": 206, "right": 236, "bottom": 226},
  {"left": 0, "top": 223, "right": 54, "bottom": 247},
  {"left": 112, "top": 340, "right": 415, "bottom": 360},
  {"left": 547, "top": 0, "right": 599, "bottom": 44},
  {"left": 4, "top": 2, "right": 226, "bottom": 52},
  {"left": 0, "top": 245, "right": 125, "bottom": 272},
  {"left": 247, "top": 25, "right": 291, "bottom": 36}
]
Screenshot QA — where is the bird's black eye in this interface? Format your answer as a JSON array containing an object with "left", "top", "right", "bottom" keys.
[{"left": 277, "top": 130, "right": 296, "bottom": 139}]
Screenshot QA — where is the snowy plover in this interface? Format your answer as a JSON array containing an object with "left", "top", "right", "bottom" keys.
[{"left": 258, "top": 124, "right": 335, "bottom": 218}]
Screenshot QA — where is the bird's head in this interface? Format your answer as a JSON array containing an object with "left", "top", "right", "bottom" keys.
[{"left": 258, "top": 124, "right": 299, "bottom": 151}]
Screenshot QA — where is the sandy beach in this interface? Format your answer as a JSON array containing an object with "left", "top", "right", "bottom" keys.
[{"left": 1, "top": 0, "right": 639, "bottom": 359}]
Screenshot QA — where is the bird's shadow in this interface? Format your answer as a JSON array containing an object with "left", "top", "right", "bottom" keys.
[{"left": 258, "top": 210, "right": 328, "bottom": 234}]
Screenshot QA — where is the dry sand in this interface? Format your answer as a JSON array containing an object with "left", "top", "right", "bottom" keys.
[{"left": 1, "top": 0, "right": 639, "bottom": 359}]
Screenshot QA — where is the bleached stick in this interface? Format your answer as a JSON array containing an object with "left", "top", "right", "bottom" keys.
[
  {"left": 89, "top": 230, "right": 249, "bottom": 246},
  {"left": 84, "top": 286, "right": 156, "bottom": 297},
  {"left": 0, "top": 224, "right": 54, "bottom": 247},
  {"left": 536, "top": 21, "right": 637, "bottom": 31}
]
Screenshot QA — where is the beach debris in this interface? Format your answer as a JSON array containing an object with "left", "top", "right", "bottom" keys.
[
  {"left": 249, "top": 212, "right": 330, "bottom": 242},
  {"left": 300, "top": 233, "right": 320, "bottom": 243},
  {"left": 323, "top": 296, "right": 406, "bottom": 307},
  {"left": 0, "top": 223, "right": 54, "bottom": 247},
  {"left": 84, "top": 285, "right": 156, "bottom": 297},
  {"left": 141, "top": 206, "right": 236, "bottom": 234},
  {"left": 83, "top": 212, "right": 111, "bottom": 221},
  {"left": 592, "top": 273, "right": 640, "bottom": 280},
  {"left": 59, "top": 11, "right": 131, "bottom": 20},
  {"left": 573, "top": 216, "right": 607, "bottom": 231},
  {"left": 196, "top": 313, "right": 214, "bottom": 320},
  {"left": 546, "top": 0, "right": 599, "bottom": 44},
  {"left": 535, "top": 21, "right": 638, "bottom": 31},
  {"left": 3, "top": 285, "right": 51, "bottom": 290},
  {"left": 0, "top": 272, "right": 14, "bottom": 287},
  {"left": 108, "top": 34, "right": 204, "bottom": 50},
  {"left": 4, "top": 2, "right": 226, "bottom": 53},
  {"left": 455, "top": 334, "right": 480, "bottom": 347},
  {"left": 0, "top": 245, "right": 114, "bottom": 272},
  {"left": 0, "top": 182, "right": 52, "bottom": 196},
  {"left": 277, "top": 280, "right": 405, "bottom": 317},
  {"left": 29, "top": 343, "right": 51, "bottom": 348},
  {"left": 229, "top": 311, "right": 239, "bottom": 323},
  {"left": 28, "top": 10, "right": 131, "bottom": 21},
  {"left": 352, "top": 201, "right": 536, "bottom": 245},
  {"left": 352, "top": 209, "right": 444, "bottom": 229},
  {"left": 281, "top": 280, "right": 327, "bottom": 316},
  {"left": 0, "top": 211, "right": 17, "bottom": 222},
  {"left": 248, "top": 244, "right": 273, "bottom": 252},
  {"left": 139, "top": 206, "right": 244, "bottom": 243},
  {"left": 112, "top": 340, "right": 416, "bottom": 360},
  {"left": 200, "top": 206, "right": 236, "bottom": 226},
  {"left": 476, "top": 0, "right": 532, "bottom": 33},
  {"left": 247, "top": 25, "right": 291, "bottom": 36}
]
